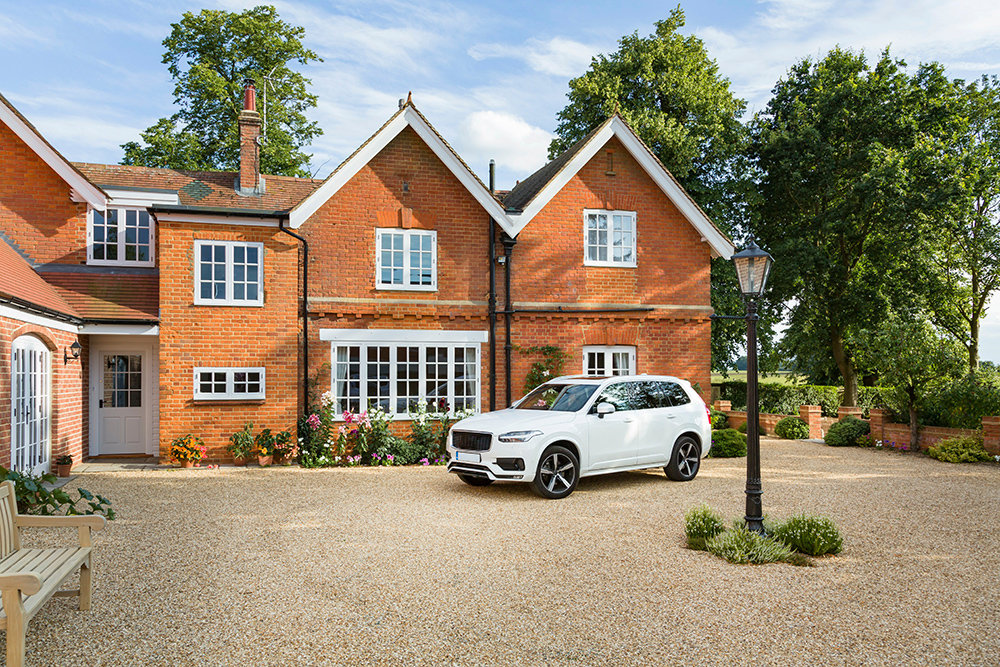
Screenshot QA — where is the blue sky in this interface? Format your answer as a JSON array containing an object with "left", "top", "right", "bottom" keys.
[{"left": 3, "top": 0, "right": 1000, "bottom": 361}]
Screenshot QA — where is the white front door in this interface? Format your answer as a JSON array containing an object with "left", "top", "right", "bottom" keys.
[
  {"left": 11, "top": 336, "right": 50, "bottom": 475},
  {"left": 98, "top": 352, "right": 145, "bottom": 455}
]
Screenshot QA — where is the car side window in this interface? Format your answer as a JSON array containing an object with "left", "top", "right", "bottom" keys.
[
  {"left": 594, "top": 381, "right": 664, "bottom": 412},
  {"left": 662, "top": 382, "right": 691, "bottom": 407},
  {"left": 593, "top": 382, "right": 635, "bottom": 412}
]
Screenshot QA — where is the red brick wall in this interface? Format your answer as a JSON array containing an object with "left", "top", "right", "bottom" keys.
[
  {"left": 157, "top": 222, "right": 301, "bottom": 461},
  {"left": 0, "top": 314, "right": 87, "bottom": 469},
  {"left": 301, "top": 129, "right": 713, "bottom": 410},
  {"left": 507, "top": 136, "right": 713, "bottom": 402},
  {"left": 0, "top": 120, "right": 89, "bottom": 264}
]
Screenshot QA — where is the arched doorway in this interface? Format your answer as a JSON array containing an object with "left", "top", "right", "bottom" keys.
[{"left": 11, "top": 335, "right": 50, "bottom": 475}]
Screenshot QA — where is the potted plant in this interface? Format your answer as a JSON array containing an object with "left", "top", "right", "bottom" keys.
[
  {"left": 272, "top": 430, "right": 297, "bottom": 464},
  {"left": 169, "top": 434, "right": 207, "bottom": 468},
  {"left": 254, "top": 428, "right": 275, "bottom": 467},
  {"left": 227, "top": 422, "right": 255, "bottom": 466},
  {"left": 54, "top": 454, "right": 73, "bottom": 477}
]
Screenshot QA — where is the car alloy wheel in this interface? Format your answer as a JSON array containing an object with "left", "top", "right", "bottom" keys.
[
  {"left": 531, "top": 445, "right": 579, "bottom": 499},
  {"left": 665, "top": 436, "right": 701, "bottom": 481}
]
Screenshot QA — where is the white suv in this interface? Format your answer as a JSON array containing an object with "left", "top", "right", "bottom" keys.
[{"left": 446, "top": 375, "right": 711, "bottom": 499}]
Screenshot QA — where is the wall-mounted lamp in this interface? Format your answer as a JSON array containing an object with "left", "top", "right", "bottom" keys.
[{"left": 64, "top": 340, "right": 82, "bottom": 365}]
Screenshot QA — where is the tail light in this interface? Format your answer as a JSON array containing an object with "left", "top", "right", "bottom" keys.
[{"left": 705, "top": 406, "right": 712, "bottom": 424}]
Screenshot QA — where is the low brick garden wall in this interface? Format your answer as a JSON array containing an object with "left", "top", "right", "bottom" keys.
[{"left": 713, "top": 401, "right": 1000, "bottom": 455}]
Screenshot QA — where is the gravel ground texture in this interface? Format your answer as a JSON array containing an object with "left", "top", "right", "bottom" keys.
[{"left": 6, "top": 438, "right": 1000, "bottom": 667}]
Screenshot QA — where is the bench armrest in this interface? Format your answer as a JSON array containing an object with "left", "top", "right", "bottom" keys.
[
  {"left": 0, "top": 572, "right": 42, "bottom": 596},
  {"left": 14, "top": 515, "right": 106, "bottom": 531}
]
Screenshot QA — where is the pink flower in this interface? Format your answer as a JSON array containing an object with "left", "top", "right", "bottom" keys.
[{"left": 307, "top": 414, "right": 321, "bottom": 430}]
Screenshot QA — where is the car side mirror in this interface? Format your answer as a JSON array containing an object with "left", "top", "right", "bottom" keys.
[{"left": 596, "top": 402, "right": 615, "bottom": 419}]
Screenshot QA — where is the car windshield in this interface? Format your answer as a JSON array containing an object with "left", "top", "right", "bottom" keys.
[{"left": 516, "top": 383, "right": 598, "bottom": 412}]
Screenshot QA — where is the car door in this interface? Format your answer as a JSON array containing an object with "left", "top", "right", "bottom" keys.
[
  {"left": 585, "top": 381, "right": 641, "bottom": 470},
  {"left": 634, "top": 381, "right": 685, "bottom": 465}
]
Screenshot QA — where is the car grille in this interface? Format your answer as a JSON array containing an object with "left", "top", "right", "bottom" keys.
[{"left": 452, "top": 431, "right": 492, "bottom": 451}]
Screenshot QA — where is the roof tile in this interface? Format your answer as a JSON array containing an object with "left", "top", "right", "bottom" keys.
[
  {"left": 0, "top": 239, "right": 79, "bottom": 319},
  {"left": 39, "top": 271, "right": 158, "bottom": 322}
]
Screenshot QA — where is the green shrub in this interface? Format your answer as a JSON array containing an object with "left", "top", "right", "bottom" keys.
[
  {"left": 922, "top": 370, "right": 1000, "bottom": 429},
  {"left": 1, "top": 467, "right": 115, "bottom": 519},
  {"left": 927, "top": 436, "right": 993, "bottom": 463},
  {"left": 386, "top": 435, "right": 429, "bottom": 466},
  {"left": 825, "top": 415, "right": 869, "bottom": 447},
  {"left": 684, "top": 505, "right": 726, "bottom": 549},
  {"left": 706, "top": 523, "right": 797, "bottom": 565},
  {"left": 710, "top": 409, "right": 729, "bottom": 430},
  {"left": 709, "top": 429, "right": 747, "bottom": 458},
  {"left": 774, "top": 416, "right": 810, "bottom": 440},
  {"left": 736, "top": 421, "right": 767, "bottom": 436},
  {"left": 771, "top": 514, "right": 843, "bottom": 556}
]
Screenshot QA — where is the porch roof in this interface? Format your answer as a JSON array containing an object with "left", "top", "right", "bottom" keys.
[{"left": 39, "top": 270, "right": 159, "bottom": 322}]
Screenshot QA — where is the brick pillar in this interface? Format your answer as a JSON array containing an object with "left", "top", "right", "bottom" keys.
[
  {"left": 838, "top": 406, "right": 863, "bottom": 421},
  {"left": 983, "top": 416, "right": 1000, "bottom": 455},
  {"left": 869, "top": 409, "right": 886, "bottom": 444},
  {"left": 714, "top": 400, "right": 731, "bottom": 412},
  {"left": 799, "top": 405, "right": 822, "bottom": 439}
]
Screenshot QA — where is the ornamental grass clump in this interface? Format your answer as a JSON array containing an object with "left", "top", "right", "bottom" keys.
[
  {"left": 708, "top": 428, "right": 746, "bottom": 458},
  {"left": 927, "top": 436, "right": 993, "bottom": 463},
  {"left": 770, "top": 514, "right": 843, "bottom": 556},
  {"left": 684, "top": 504, "right": 726, "bottom": 550},
  {"left": 706, "top": 523, "right": 796, "bottom": 565},
  {"left": 774, "top": 416, "right": 810, "bottom": 440}
]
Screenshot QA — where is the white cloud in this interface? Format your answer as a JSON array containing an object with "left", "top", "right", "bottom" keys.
[
  {"left": 469, "top": 37, "right": 599, "bottom": 78},
  {"left": 458, "top": 111, "right": 553, "bottom": 175},
  {"left": 0, "top": 12, "right": 51, "bottom": 48}
]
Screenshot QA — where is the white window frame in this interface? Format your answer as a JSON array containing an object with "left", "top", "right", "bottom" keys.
[
  {"left": 193, "top": 367, "right": 266, "bottom": 401},
  {"left": 583, "top": 345, "right": 636, "bottom": 376},
  {"left": 11, "top": 335, "right": 51, "bottom": 475},
  {"left": 87, "top": 206, "right": 156, "bottom": 267},
  {"left": 583, "top": 209, "right": 637, "bottom": 268},
  {"left": 320, "top": 329, "right": 486, "bottom": 419},
  {"left": 193, "top": 240, "right": 265, "bottom": 306},
  {"left": 375, "top": 229, "right": 437, "bottom": 291}
]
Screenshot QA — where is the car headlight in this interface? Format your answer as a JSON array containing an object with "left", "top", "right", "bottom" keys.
[{"left": 498, "top": 430, "right": 544, "bottom": 443}]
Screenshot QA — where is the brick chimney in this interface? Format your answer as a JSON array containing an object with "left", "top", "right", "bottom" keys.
[{"left": 237, "top": 80, "right": 264, "bottom": 196}]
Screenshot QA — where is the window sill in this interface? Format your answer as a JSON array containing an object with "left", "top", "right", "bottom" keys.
[
  {"left": 192, "top": 301, "right": 265, "bottom": 307},
  {"left": 374, "top": 285, "right": 438, "bottom": 292},
  {"left": 192, "top": 398, "right": 266, "bottom": 403},
  {"left": 583, "top": 261, "right": 637, "bottom": 269}
]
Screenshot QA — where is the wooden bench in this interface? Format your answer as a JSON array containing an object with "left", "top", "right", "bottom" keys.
[{"left": 0, "top": 480, "right": 106, "bottom": 667}]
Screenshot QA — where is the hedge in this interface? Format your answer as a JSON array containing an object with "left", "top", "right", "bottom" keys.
[{"left": 715, "top": 381, "right": 897, "bottom": 419}]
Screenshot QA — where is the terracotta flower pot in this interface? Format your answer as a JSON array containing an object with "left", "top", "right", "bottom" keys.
[
  {"left": 233, "top": 456, "right": 249, "bottom": 467},
  {"left": 180, "top": 460, "right": 194, "bottom": 469},
  {"left": 56, "top": 464, "right": 72, "bottom": 477},
  {"left": 258, "top": 455, "right": 273, "bottom": 467}
]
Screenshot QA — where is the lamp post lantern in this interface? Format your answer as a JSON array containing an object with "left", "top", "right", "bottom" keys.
[{"left": 730, "top": 240, "right": 773, "bottom": 534}]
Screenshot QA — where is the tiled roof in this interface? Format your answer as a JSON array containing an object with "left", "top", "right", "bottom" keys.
[
  {"left": 0, "top": 237, "right": 79, "bottom": 320},
  {"left": 40, "top": 270, "right": 158, "bottom": 322},
  {"left": 503, "top": 119, "right": 609, "bottom": 212},
  {"left": 72, "top": 163, "right": 323, "bottom": 213}
]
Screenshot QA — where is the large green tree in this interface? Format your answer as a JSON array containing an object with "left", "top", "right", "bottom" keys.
[
  {"left": 548, "top": 7, "right": 760, "bottom": 372},
  {"left": 750, "top": 49, "right": 960, "bottom": 405},
  {"left": 927, "top": 75, "right": 1000, "bottom": 371},
  {"left": 121, "top": 5, "right": 322, "bottom": 177}
]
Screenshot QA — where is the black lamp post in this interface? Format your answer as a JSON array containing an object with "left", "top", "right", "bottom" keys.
[{"left": 728, "top": 240, "right": 773, "bottom": 534}]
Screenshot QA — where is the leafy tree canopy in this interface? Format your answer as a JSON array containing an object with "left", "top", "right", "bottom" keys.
[
  {"left": 925, "top": 75, "right": 1000, "bottom": 370},
  {"left": 121, "top": 5, "right": 322, "bottom": 177},
  {"left": 751, "top": 48, "right": 962, "bottom": 404}
]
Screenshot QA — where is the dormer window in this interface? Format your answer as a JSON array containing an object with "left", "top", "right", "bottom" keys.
[{"left": 88, "top": 207, "right": 155, "bottom": 267}]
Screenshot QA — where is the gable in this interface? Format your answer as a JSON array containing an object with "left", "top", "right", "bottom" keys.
[
  {"left": 0, "top": 93, "right": 106, "bottom": 210},
  {"left": 289, "top": 105, "right": 511, "bottom": 232},
  {"left": 504, "top": 116, "right": 734, "bottom": 259}
]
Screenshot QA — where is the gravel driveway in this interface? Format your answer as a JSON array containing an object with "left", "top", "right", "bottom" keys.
[{"left": 9, "top": 438, "right": 1000, "bottom": 666}]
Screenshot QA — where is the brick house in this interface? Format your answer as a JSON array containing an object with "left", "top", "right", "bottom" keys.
[{"left": 0, "top": 85, "right": 732, "bottom": 470}]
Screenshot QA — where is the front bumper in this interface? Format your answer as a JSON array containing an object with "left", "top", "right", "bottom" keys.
[{"left": 447, "top": 435, "right": 537, "bottom": 482}]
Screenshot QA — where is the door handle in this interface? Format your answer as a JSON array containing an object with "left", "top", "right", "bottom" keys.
[
  {"left": 623, "top": 417, "right": 634, "bottom": 423},
  {"left": 667, "top": 414, "right": 676, "bottom": 419},
  {"left": 99, "top": 399, "right": 104, "bottom": 408}
]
